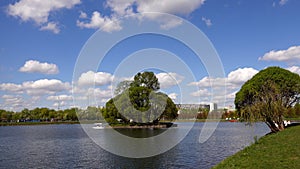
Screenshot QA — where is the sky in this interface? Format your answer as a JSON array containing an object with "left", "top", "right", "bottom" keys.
[{"left": 0, "top": 0, "right": 300, "bottom": 111}]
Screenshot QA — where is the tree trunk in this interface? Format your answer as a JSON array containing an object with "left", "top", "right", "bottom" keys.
[{"left": 265, "top": 119, "right": 284, "bottom": 133}]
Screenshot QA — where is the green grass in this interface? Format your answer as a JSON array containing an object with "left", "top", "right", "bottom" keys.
[{"left": 213, "top": 125, "right": 300, "bottom": 169}]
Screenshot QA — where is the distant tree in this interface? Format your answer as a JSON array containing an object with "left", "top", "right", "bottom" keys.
[
  {"left": 104, "top": 71, "right": 177, "bottom": 124},
  {"left": 114, "top": 80, "right": 132, "bottom": 95},
  {"left": 130, "top": 72, "right": 160, "bottom": 91},
  {"left": 235, "top": 67, "right": 300, "bottom": 133}
]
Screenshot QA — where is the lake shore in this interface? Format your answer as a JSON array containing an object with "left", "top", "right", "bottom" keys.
[
  {"left": 0, "top": 121, "right": 80, "bottom": 126},
  {"left": 213, "top": 124, "right": 300, "bottom": 169}
]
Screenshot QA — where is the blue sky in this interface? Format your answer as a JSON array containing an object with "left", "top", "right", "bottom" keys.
[{"left": 1, "top": 0, "right": 300, "bottom": 111}]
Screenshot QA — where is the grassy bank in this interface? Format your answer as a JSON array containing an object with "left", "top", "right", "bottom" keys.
[{"left": 213, "top": 125, "right": 300, "bottom": 169}]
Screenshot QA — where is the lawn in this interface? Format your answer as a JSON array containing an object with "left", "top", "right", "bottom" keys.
[{"left": 213, "top": 125, "right": 300, "bottom": 169}]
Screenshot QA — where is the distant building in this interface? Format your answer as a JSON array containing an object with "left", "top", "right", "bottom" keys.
[
  {"left": 176, "top": 103, "right": 217, "bottom": 112},
  {"left": 209, "top": 103, "right": 218, "bottom": 112}
]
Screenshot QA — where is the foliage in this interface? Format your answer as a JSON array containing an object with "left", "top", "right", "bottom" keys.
[
  {"left": 213, "top": 125, "right": 300, "bottom": 169},
  {"left": 0, "top": 106, "right": 106, "bottom": 123},
  {"left": 104, "top": 71, "right": 178, "bottom": 124},
  {"left": 114, "top": 80, "right": 132, "bottom": 95},
  {"left": 177, "top": 107, "right": 209, "bottom": 119},
  {"left": 130, "top": 72, "right": 160, "bottom": 91},
  {"left": 235, "top": 67, "right": 300, "bottom": 132}
]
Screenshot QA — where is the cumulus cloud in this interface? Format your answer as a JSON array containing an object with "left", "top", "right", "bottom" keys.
[
  {"left": 105, "top": 0, "right": 135, "bottom": 16},
  {"left": 227, "top": 67, "right": 258, "bottom": 85},
  {"left": 168, "top": 93, "right": 178, "bottom": 101},
  {"left": 189, "top": 77, "right": 226, "bottom": 88},
  {"left": 190, "top": 67, "right": 258, "bottom": 87},
  {"left": 156, "top": 72, "right": 184, "bottom": 89},
  {"left": 78, "top": 71, "right": 114, "bottom": 86},
  {"left": 19, "top": 60, "right": 59, "bottom": 74},
  {"left": 190, "top": 88, "right": 211, "bottom": 97},
  {"left": 189, "top": 67, "right": 259, "bottom": 107},
  {"left": 0, "top": 79, "right": 70, "bottom": 95},
  {"left": 22, "top": 79, "right": 71, "bottom": 95},
  {"left": 286, "top": 66, "right": 300, "bottom": 75},
  {"left": 7, "top": 0, "right": 81, "bottom": 33},
  {"left": 39, "top": 22, "right": 60, "bottom": 34},
  {"left": 0, "top": 83, "right": 23, "bottom": 93},
  {"left": 47, "top": 95, "right": 73, "bottom": 101},
  {"left": 72, "top": 87, "right": 113, "bottom": 107},
  {"left": 78, "top": 0, "right": 205, "bottom": 31},
  {"left": 259, "top": 46, "right": 300, "bottom": 63},
  {"left": 202, "top": 17, "right": 212, "bottom": 27},
  {"left": 76, "top": 11, "right": 122, "bottom": 32},
  {"left": 1, "top": 95, "right": 26, "bottom": 110},
  {"left": 92, "top": 88, "right": 113, "bottom": 99},
  {"left": 136, "top": 0, "right": 205, "bottom": 15}
]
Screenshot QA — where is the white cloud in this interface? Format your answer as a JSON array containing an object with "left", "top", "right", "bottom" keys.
[
  {"left": 78, "top": 0, "right": 205, "bottom": 31},
  {"left": 202, "top": 17, "right": 212, "bottom": 27},
  {"left": 279, "top": 0, "right": 288, "bottom": 6},
  {"left": 156, "top": 72, "right": 184, "bottom": 89},
  {"left": 189, "top": 76, "right": 226, "bottom": 87},
  {"left": 189, "top": 67, "right": 258, "bottom": 107},
  {"left": 39, "top": 22, "right": 60, "bottom": 34},
  {"left": 7, "top": 0, "right": 81, "bottom": 33},
  {"left": 79, "top": 11, "right": 88, "bottom": 19},
  {"left": 22, "top": 79, "right": 71, "bottom": 96},
  {"left": 0, "top": 83, "right": 23, "bottom": 93},
  {"left": 0, "top": 79, "right": 70, "bottom": 97},
  {"left": 136, "top": 0, "right": 205, "bottom": 15},
  {"left": 190, "top": 67, "right": 258, "bottom": 89},
  {"left": 92, "top": 88, "right": 113, "bottom": 99},
  {"left": 19, "top": 60, "right": 59, "bottom": 74},
  {"left": 168, "top": 93, "right": 178, "bottom": 101},
  {"left": 105, "top": 0, "right": 135, "bottom": 16},
  {"left": 8, "top": 0, "right": 81, "bottom": 24},
  {"left": 78, "top": 71, "right": 114, "bottom": 86},
  {"left": 47, "top": 95, "right": 73, "bottom": 101},
  {"left": 286, "top": 66, "right": 300, "bottom": 75},
  {"left": 259, "top": 46, "right": 300, "bottom": 63},
  {"left": 76, "top": 11, "right": 122, "bottom": 32},
  {"left": 190, "top": 88, "right": 211, "bottom": 97},
  {"left": 227, "top": 67, "right": 258, "bottom": 85},
  {"left": 1, "top": 95, "right": 25, "bottom": 110}
]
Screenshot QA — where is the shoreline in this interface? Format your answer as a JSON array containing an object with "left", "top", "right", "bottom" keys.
[
  {"left": 0, "top": 121, "right": 80, "bottom": 126},
  {"left": 1, "top": 119, "right": 300, "bottom": 127},
  {"left": 213, "top": 125, "right": 300, "bottom": 168}
]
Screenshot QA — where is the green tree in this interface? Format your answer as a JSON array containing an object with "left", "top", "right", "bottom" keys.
[
  {"left": 235, "top": 67, "right": 300, "bottom": 133},
  {"left": 130, "top": 72, "right": 160, "bottom": 91},
  {"left": 114, "top": 80, "right": 132, "bottom": 95},
  {"left": 104, "top": 71, "right": 178, "bottom": 125},
  {"left": 294, "top": 103, "right": 300, "bottom": 117}
]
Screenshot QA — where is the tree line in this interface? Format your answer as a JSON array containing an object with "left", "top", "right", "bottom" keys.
[{"left": 0, "top": 106, "right": 105, "bottom": 123}]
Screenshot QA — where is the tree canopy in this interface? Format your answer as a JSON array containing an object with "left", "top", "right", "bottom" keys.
[
  {"left": 235, "top": 67, "right": 300, "bottom": 132},
  {"left": 103, "top": 71, "right": 178, "bottom": 124},
  {"left": 130, "top": 72, "right": 160, "bottom": 91}
]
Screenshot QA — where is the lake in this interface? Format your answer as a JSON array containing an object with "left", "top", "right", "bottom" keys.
[{"left": 0, "top": 122, "right": 269, "bottom": 169}]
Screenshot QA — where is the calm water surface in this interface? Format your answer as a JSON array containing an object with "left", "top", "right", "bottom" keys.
[{"left": 0, "top": 122, "right": 269, "bottom": 169}]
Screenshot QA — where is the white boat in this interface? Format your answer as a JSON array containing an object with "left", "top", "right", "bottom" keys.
[{"left": 93, "top": 123, "right": 105, "bottom": 129}]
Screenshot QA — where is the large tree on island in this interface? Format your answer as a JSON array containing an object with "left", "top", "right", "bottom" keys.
[
  {"left": 235, "top": 67, "right": 300, "bottom": 133},
  {"left": 103, "top": 71, "right": 178, "bottom": 124}
]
